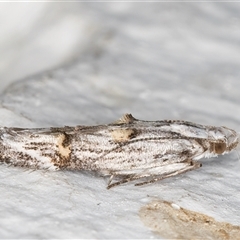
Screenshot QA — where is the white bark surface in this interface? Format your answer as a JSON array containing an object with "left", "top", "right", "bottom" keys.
[{"left": 0, "top": 2, "right": 240, "bottom": 239}]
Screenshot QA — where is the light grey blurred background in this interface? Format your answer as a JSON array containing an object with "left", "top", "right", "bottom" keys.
[
  {"left": 1, "top": 2, "right": 240, "bottom": 239},
  {"left": 1, "top": 2, "right": 240, "bottom": 95},
  {"left": 0, "top": 2, "right": 93, "bottom": 91}
]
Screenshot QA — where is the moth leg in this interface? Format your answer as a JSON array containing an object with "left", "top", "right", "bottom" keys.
[
  {"left": 107, "top": 175, "right": 137, "bottom": 189},
  {"left": 135, "top": 160, "right": 201, "bottom": 186},
  {"left": 107, "top": 168, "right": 167, "bottom": 189},
  {"left": 107, "top": 168, "right": 146, "bottom": 189},
  {"left": 107, "top": 174, "right": 114, "bottom": 186},
  {"left": 107, "top": 160, "right": 201, "bottom": 189}
]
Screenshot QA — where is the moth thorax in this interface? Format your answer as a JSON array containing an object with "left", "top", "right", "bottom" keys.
[{"left": 210, "top": 142, "right": 227, "bottom": 155}]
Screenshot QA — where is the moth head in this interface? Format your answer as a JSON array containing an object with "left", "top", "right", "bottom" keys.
[{"left": 209, "top": 126, "right": 239, "bottom": 154}]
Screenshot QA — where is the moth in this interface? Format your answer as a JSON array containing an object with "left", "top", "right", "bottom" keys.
[{"left": 0, "top": 114, "right": 238, "bottom": 189}]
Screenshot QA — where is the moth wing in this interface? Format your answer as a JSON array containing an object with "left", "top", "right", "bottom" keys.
[{"left": 0, "top": 127, "right": 74, "bottom": 170}]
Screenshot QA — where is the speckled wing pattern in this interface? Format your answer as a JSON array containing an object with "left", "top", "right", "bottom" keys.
[{"left": 0, "top": 114, "right": 238, "bottom": 188}]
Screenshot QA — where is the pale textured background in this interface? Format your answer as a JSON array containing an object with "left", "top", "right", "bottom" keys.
[{"left": 0, "top": 2, "right": 240, "bottom": 239}]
